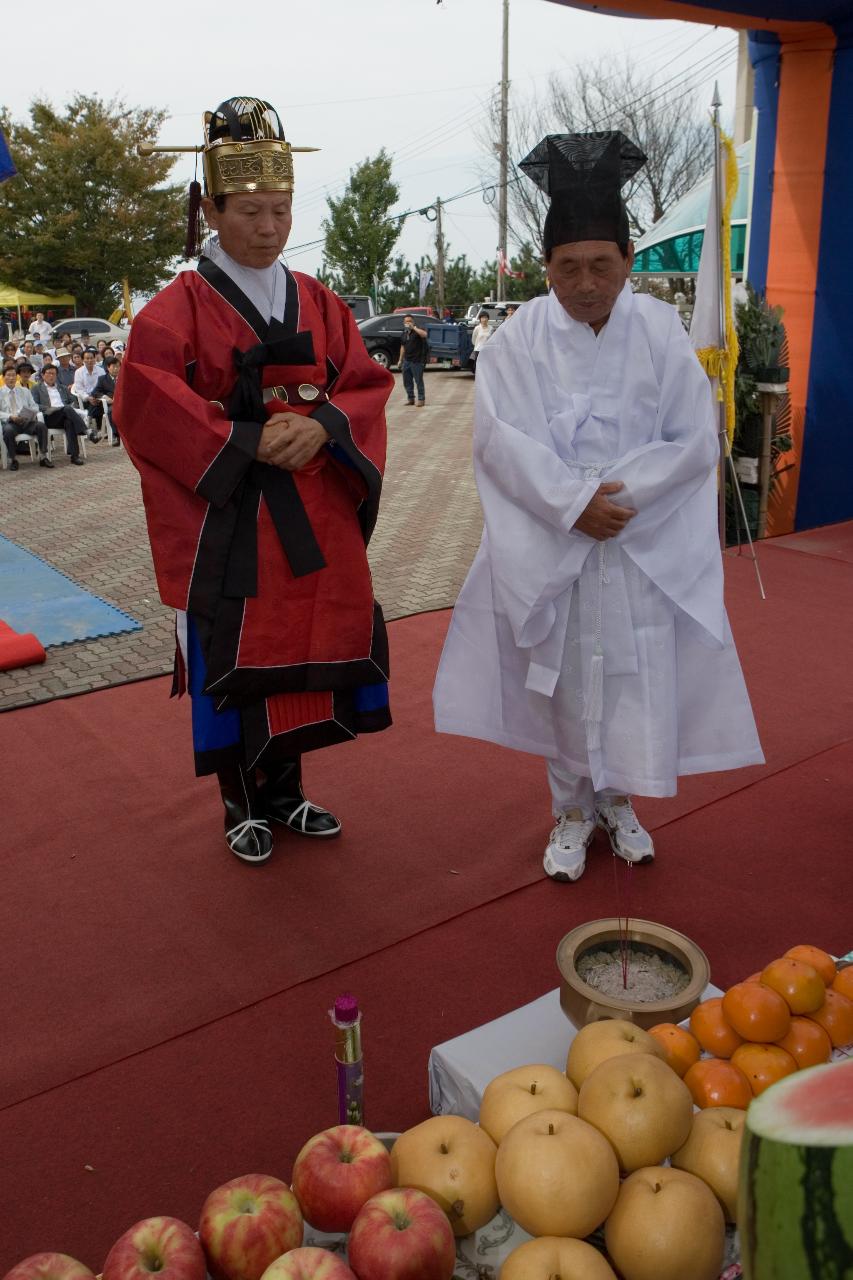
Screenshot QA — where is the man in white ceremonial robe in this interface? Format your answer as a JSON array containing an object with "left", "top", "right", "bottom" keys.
[{"left": 434, "top": 132, "right": 763, "bottom": 882}]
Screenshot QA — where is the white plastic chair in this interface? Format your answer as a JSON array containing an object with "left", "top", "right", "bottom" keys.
[
  {"left": 43, "top": 405, "right": 88, "bottom": 462},
  {"left": 0, "top": 420, "right": 39, "bottom": 468},
  {"left": 101, "top": 396, "right": 116, "bottom": 445}
]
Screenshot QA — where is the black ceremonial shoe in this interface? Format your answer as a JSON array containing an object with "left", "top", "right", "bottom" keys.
[
  {"left": 217, "top": 763, "right": 274, "bottom": 864},
  {"left": 261, "top": 759, "right": 342, "bottom": 838}
]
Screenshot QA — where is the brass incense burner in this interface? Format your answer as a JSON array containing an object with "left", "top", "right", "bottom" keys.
[{"left": 557, "top": 917, "right": 710, "bottom": 1031}]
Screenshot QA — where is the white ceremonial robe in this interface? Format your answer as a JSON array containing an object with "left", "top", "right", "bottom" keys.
[{"left": 433, "top": 283, "right": 764, "bottom": 797}]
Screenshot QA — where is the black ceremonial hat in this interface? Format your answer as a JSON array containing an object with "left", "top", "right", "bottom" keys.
[{"left": 519, "top": 131, "right": 646, "bottom": 254}]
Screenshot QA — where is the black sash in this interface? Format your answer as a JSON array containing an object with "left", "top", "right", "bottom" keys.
[{"left": 226, "top": 330, "right": 326, "bottom": 587}]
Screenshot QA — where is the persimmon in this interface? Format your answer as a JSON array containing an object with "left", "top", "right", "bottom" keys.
[
  {"left": 807, "top": 988, "right": 853, "bottom": 1048},
  {"left": 683, "top": 1058, "right": 753, "bottom": 1110},
  {"left": 760, "top": 958, "right": 826, "bottom": 1014},
  {"left": 743, "top": 972, "right": 763, "bottom": 983},
  {"left": 731, "top": 1043, "right": 798, "bottom": 1096},
  {"left": 775, "top": 1016, "right": 832, "bottom": 1069},
  {"left": 722, "top": 982, "right": 791, "bottom": 1043},
  {"left": 831, "top": 966, "right": 853, "bottom": 1001},
  {"left": 647, "top": 1023, "right": 702, "bottom": 1078},
  {"left": 690, "top": 998, "right": 744, "bottom": 1059},
  {"left": 784, "top": 944, "right": 837, "bottom": 986}
]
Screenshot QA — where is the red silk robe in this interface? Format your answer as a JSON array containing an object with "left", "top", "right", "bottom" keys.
[{"left": 114, "top": 258, "right": 394, "bottom": 768}]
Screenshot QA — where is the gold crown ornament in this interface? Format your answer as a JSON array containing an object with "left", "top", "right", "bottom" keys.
[{"left": 137, "top": 96, "right": 319, "bottom": 255}]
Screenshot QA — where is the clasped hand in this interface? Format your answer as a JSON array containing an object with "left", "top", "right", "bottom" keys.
[
  {"left": 574, "top": 481, "right": 637, "bottom": 541},
  {"left": 256, "top": 412, "right": 329, "bottom": 471}
]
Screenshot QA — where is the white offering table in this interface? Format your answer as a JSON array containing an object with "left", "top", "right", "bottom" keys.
[{"left": 428, "top": 983, "right": 722, "bottom": 1119}]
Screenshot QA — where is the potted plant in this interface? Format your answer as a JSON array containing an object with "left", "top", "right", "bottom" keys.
[{"left": 736, "top": 285, "right": 788, "bottom": 383}]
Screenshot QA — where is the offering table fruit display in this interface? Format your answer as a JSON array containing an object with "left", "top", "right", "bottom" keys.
[{"left": 4, "top": 944, "right": 851, "bottom": 1280}]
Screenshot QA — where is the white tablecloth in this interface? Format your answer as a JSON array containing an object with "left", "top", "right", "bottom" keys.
[{"left": 428, "top": 983, "right": 722, "bottom": 1119}]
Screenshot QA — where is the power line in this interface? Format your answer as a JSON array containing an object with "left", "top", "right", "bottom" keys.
[{"left": 283, "top": 40, "right": 737, "bottom": 266}]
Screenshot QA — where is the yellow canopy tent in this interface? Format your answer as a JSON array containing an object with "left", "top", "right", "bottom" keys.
[{"left": 0, "top": 284, "right": 77, "bottom": 337}]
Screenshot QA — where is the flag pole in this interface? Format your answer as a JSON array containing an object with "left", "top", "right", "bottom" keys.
[
  {"left": 711, "top": 85, "right": 766, "bottom": 599},
  {"left": 712, "top": 85, "right": 727, "bottom": 551}
]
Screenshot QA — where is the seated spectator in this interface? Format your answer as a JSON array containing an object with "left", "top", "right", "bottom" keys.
[
  {"left": 16, "top": 338, "right": 36, "bottom": 361},
  {"left": 72, "top": 348, "right": 104, "bottom": 440},
  {"left": 41, "top": 352, "right": 54, "bottom": 372},
  {"left": 54, "top": 348, "right": 76, "bottom": 390},
  {"left": 31, "top": 342, "right": 45, "bottom": 373},
  {"left": 95, "top": 339, "right": 108, "bottom": 362},
  {"left": 0, "top": 363, "right": 50, "bottom": 470},
  {"left": 71, "top": 342, "right": 84, "bottom": 357},
  {"left": 16, "top": 360, "right": 39, "bottom": 392},
  {"left": 94, "top": 355, "right": 121, "bottom": 446},
  {"left": 2, "top": 341, "right": 17, "bottom": 362},
  {"left": 32, "top": 364, "right": 86, "bottom": 465},
  {"left": 71, "top": 351, "right": 84, "bottom": 371},
  {"left": 27, "top": 311, "right": 53, "bottom": 343}
]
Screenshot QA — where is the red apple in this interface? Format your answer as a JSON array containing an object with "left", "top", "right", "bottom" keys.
[
  {"left": 102, "top": 1218, "right": 206, "bottom": 1280},
  {"left": 260, "top": 1250, "right": 356, "bottom": 1280},
  {"left": 291, "top": 1126, "right": 392, "bottom": 1233},
  {"left": 199, "top": 1174, "right": 304, "bottom": 1280},
  {"left": 347, "top": 1188, "right": 456, "bottom": 1280},
  {"left": 3, "top": 1255, "right": 96, "bottom": 1280}
]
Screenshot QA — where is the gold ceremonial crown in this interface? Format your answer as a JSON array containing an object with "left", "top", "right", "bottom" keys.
[{"left": 138, "top": 96, "right": 318, "bottom": 195}]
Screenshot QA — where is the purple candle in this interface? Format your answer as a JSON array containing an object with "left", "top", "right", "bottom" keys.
[{"left": 330, "top": 993, "right": 364, "bottom": 1126}]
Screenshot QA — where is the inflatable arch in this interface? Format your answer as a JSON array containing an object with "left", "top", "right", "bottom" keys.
[{"left": 547, "top": 0, "right": 852, "bottom": 533}]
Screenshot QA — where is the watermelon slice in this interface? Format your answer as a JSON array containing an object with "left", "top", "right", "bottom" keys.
[{"left": 738, "top": 1058, "right": 853, "bottom": 1279}]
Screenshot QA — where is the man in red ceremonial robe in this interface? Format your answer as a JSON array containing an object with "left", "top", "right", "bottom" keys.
[{"left": 115, "top": 97, "right": 394, "bottom": 865}]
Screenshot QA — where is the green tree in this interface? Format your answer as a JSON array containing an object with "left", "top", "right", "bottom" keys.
[
  {"left": 321, "top": 151, "right": 401, "bottom": 295},
  {"left": 502, "top": 241, "right": 547, "bottom": 301},
  {"left": 0, "top": 95, "right": 185, "bottom": 312},
  {"left": 378, "top": 254, "right": 418, "bottom": 312}
]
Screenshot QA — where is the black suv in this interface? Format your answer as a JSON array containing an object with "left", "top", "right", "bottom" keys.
[{"left": 356, "top": 313, "right": 409, "bottom": 369}]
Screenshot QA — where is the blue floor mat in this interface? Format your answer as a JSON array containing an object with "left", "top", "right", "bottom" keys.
[{"left": 0, "top": 534, "right": 141, "bottom": 647}]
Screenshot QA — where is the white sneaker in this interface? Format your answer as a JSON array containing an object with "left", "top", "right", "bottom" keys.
[
  {"left": 543, "top": 808, "right": 596, "bottom": 882},
  {"left": 596, "top": 796, "right": 655, "bottom": 864}
]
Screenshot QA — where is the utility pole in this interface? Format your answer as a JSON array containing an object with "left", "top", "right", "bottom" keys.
[
  {"left": 435, "top": 196, "right": 446, "bottom": 317},
  {"left": 733, "top": 30, "right": 754, "bottom": 147},
  {"left": 496, "top": 0, "right": 509, "bottom": 302}
]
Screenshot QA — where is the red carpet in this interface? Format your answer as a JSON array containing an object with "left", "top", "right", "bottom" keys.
[
  {"left": 0, "top": 619, "right": 45, "bottom": 670},
  {"left": 0, "top": 533, "right": 851, "bottom": 1269}
]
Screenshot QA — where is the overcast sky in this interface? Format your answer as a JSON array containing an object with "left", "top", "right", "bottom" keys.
[{"left": 3, "top": 0, "right": 738, "bottom": 281}]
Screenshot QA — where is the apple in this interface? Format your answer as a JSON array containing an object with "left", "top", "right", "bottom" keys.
[
  {"left": 3, "top": 1255, "right": 96, "bottom": 1280},
  {"left": 347, "top": 1188, "right": 456, "bottom": 1280},
  {"left": 389, "top": 1114, "right": 498, "bottom": 1236},
  {"left": 259, "top": 1250, "right": 356, "bottom": 1280},
  {"left": 102, "top": 1218, "right": 206, "bottom": 1280},
  {"left": 604, "top": 1166, "right": 725, "bottom": 1280},
  {"left": 577, "top": 1051, "right": 693, "bottom": 1173},
  {"left": 198, "top": 1174, "right": 303, "bottom": 1280},
  {"left": 671, "top": 1106, "right": 746, "bottom": 1222},
  {"left": 494, "top": 1108, "right": 619, "bottom": 1238},
  {"left": 291, "top": 1125, "right": 392, "bottom": 1232},
  {"left": 478, "top": 1063, "right": 578, "bottom": 1145},
  {"left": 500, "top": 1237, "right": 617, "bottom": 1280},
  {"left": 566, "top": 1018, "right": 665, "bottom": 1090}
]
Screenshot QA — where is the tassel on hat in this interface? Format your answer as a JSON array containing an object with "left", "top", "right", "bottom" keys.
[{"left": 183, "top": 179, "right": 203, "bottom": 260}]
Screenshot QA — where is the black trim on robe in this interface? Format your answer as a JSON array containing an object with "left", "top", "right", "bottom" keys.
[{"left": 309, "top": 399, "right": 383, "bottom": 544}]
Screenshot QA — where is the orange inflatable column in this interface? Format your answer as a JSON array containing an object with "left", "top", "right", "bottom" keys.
[{"left": 764, "top": 29, "right": 836, "bottom": 535}]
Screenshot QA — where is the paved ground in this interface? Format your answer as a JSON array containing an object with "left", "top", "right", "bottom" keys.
[{"left": 0, "top": 371, "right": 481, "bottom": 710}]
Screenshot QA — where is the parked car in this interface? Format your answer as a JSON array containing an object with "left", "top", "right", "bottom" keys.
[
  {"left": 392, "top": 305, "right": 438, "bottom": 318},
  {"left": 52, "top": 316, "right": 131, "bottom": 344},
  {"left": 357, "top": 313, "right": 409, "bottom": 368},
  {"left": 463, "top": 302, "right": 512, "bottom": 330},
  {"left": 340, "top": 294, "right": 375, "bottom": 322}
]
